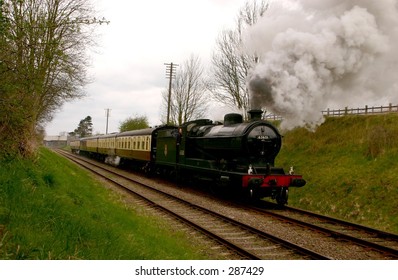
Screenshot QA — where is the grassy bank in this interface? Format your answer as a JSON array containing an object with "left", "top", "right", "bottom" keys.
[
  {"left": 276, "top": 114, "right": 398, "bottom": 233},
  {"left": 2, "top": 114, "right": 397, "bottom": 259},
  {"left": 0, "top": 148, "right": 210, "bottom": 260}
]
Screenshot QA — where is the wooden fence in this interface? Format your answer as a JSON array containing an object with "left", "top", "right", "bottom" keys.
[
  {"left": 322, "top": 104, "right": 398, "bottom": 117},
  {"left": 264, "top": 104, "right": 398, "bottom": 121}
]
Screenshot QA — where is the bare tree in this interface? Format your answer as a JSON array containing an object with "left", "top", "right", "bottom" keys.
[
  {"left": 161, "top": 54, "right": 209, "bottom": 125},
  {"left": 210, "top": 0, "right": 268, "bottom": 119},
  {"left": 0, "top": 0, "right": 106, "bottom": 157}
]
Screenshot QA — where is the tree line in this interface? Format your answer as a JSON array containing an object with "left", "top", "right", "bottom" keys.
[
  {"left": 0, "top": 0, "right": 107, "bottom": 158},
  {"left": 1, "top": 0, "right": 267, "bottom": 158}
]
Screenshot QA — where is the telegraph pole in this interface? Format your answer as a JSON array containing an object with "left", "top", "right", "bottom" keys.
[
  {"left": 105, "top": 108, "right": 111, "bottom": 134},
  {"left": 164, "top": 62, "right": 178, "bottom": 125}
]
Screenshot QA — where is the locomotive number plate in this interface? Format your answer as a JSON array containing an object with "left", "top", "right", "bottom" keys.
[{"left": 256, "top": 135, "right": 270, "bottom": 140}]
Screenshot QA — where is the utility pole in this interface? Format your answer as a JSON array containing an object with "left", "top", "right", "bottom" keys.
[
  {"left": 164, "top": 62, "right": 178, "bottom": 125},
  {"left": 105, "top": 108, "right": 111, "bottom": 134}
]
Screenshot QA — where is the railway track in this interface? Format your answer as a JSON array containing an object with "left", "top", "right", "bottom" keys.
[
  {"left": 55, "top": 149, "right": 398, "bottom": 260},
  {"left": 252, "top": 203, "right": 398, "bottom": 258},
  {"left": 56, "top": 149, "right": 327, "bottom": 260}
]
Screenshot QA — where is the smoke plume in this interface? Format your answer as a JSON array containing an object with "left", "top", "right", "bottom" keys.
[{"left": 245, "top": 0, "right": 398, "bottom": 130}]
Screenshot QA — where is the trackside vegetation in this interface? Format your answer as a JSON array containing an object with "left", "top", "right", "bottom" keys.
[
  {"left": 0, "top": 148, "right": 211, "bottom": 260},
  {"left": 1, "top": 114, "right": 397, "bottom": 259},
  {"left": 276, "top": 114, "right": 398, "bottom": 234}
]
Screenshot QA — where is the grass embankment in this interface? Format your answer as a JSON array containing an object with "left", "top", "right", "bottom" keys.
[
  {"left": 276, "top": 114, "right": 398, "bottom": 233},
  {"left": 0, "top": 148, "right": 210, "bottom": 260},
  {"left": 2, "top": 115, "right": 397, "bottom": 259}
]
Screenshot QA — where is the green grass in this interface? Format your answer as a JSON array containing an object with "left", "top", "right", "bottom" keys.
[
  {"left": 2, "top": 114, "right": 398, "bottom": 259},
  {"left": 276, "top": 114, "right": 398, "bottom": 233},
  {"left": 0, "top": 148, "right": 211, "bottom": 260}
]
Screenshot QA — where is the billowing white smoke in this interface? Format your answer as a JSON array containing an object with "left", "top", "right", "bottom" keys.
[{"left": 245, "top": 0, "right": 398, "bottom": 130}]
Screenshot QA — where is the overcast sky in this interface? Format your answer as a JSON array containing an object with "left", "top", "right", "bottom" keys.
[
  {"left": 45, "top": 0, "right": 246, "bottom": 135},
  {"left": 45, "top": 0, "right": 398, "bottom": 135}
]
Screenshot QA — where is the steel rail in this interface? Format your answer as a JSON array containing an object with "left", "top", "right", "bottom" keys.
[
  {"left": 251, "top": 203, "right": 398, "bottom": 258},
  {"left": 56, "top": 149, "right": 330, "bottom": 260}
]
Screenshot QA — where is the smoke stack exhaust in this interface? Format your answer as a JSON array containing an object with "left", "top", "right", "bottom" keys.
[
  {"left": 244, "top": 1, "right": 397, "bottom": 131},
  {"left": 248, "top": 109, "right": 263, "bottom": 121}
]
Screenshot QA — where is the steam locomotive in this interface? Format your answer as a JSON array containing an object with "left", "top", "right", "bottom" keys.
[{"left": 70, "top": 110, "right": 305, "bottom": 205}]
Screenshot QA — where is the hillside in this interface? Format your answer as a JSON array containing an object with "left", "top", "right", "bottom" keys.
[
  {"left": 0, "top": 149, "right": 213, "bottom": 259},
  {"left": 276, "top": 114, "right": 398, "bottom": 233}
]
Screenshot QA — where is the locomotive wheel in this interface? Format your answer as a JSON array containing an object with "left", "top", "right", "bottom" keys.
[{"left": 276, "top": 187, "right": 288, "bottom": 206}]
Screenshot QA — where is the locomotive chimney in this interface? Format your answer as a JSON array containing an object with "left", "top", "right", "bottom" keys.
[{"left": 248, "top": 109, "right": 263, "bottom": 121}]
